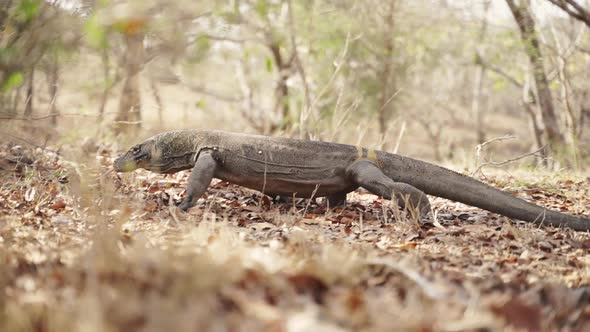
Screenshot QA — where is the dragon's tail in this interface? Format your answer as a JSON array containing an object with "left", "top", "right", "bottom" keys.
[{"left": 380, "top": 153, "right": 590, "bottom": 231}]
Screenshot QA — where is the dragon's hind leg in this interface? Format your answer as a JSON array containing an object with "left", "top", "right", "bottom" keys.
[{"left": 346, "top": 160, "right": 431, "bottom": 219}]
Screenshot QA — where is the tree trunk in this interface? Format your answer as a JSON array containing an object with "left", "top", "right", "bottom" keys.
[
  {"left": 546, "top": 0, "right": 590, "bottom": 28},
  {"left": 150, "top": 79, "right": 163, "bottom": 126},
  {"left": 269, "top": 43, "right": 290, "bottom": 131},
  {"left": 550, "top": 23, "right": 580, "bottom": 167},
  {"left": 11, "top": 85, "right": 21, "bottom": 117},
  {"left": 472, "top": 1, "right": 490, "bottom": 145},
  {"left": 23, "top": 67, "right": 34, "bottom": 119},
  {"left": 472, "top": 65, "right": 486, "bottom": 144},
  {"left": 98, "top": 47, "right": 110, "bottom": 121},
  {"left": 48, "top": 55, "right": 59, "bottom": 127},
  {"left": 113, "top": 32, "right": 144, "bottom": 136},
  {"left": 523, "top": 101, "right": 547, "bottom": 166},
  {"left": 378, "top": 0, "right": 396, "bottom": 137},
  {"left": 505, "top": 0, "right": 566, "bottom": 157}
]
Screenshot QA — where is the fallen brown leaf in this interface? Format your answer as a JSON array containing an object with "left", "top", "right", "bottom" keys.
[
  {"left": 287, "top": 274, "right": 328, "bottom": 304},
  {"left": 48, "top": 200, "right": 66, "bottom": 211},
  {"left": 489, "top": 297, "right": 542, "bottom": 332}
]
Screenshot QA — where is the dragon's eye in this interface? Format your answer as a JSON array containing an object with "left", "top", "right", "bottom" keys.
[{"left": 131, "top": 146, "right": 141, "bottom": 155}]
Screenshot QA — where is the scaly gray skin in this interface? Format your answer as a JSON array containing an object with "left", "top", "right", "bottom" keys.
[{"left": 113, "top": 130, "right": 590, "bottom": 231}]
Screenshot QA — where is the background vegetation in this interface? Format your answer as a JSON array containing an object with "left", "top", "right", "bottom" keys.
[{"left": 1, "top": 0, "right": 590, "bottom": 166}]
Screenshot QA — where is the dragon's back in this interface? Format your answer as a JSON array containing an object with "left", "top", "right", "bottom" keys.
[{"left": 201, "top": 130, "right": 360, "bottom": 168}]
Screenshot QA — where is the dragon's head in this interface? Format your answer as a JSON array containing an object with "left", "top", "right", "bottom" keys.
[
  {"left": 113, "top": 138, "right": 157, "bottom": 172},
  {"left": 114, "top": 131, "right": 198, "bottom": 174}
]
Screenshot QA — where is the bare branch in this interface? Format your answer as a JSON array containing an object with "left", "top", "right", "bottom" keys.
[
  {"left": 475, "top": 134, "right": 516, "bottom": 158},
  {"left": 186, "top": 84, "right": 244, "bottom": 103},
  {"left": 0, "top": 111, "right": 125, "bottom": 121},
  {"left": 189, "top": 33, "right": 264, "bottom": 45},
  {"left": 546, "top": 0, "right": 590, "bottom": 28},
  {"left": 479, "top": 59, "right": 523, "bottom": 88},
  {"left": 472, "top": 145, "right": 547, "bottom": 176}
]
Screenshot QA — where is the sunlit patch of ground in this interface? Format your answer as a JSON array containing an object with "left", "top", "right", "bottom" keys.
[{"left": 0, "top": 143, "right": 589, "bottom": 331}]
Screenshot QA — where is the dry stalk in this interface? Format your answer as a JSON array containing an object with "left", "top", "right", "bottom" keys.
[
  {"left": 392, "top": 120, "right": 406, "bottom": 154},
  {"left": 302, "top": 184, "right": 320, "bottom": 217},
  {"left": 366, "top": 257, "right": 449, "bottom": 301}
]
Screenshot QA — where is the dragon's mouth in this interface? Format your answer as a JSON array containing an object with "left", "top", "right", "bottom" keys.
[{"left": 113, "top": 157, "right": 138, "bottom": 172}]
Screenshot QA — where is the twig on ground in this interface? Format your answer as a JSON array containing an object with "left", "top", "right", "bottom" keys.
[
  {"left": 101, "top": 168, "right": 114, "bottom": 178},
  {"left": 302, "top": 184, "right": 320, "bottom": 217}
]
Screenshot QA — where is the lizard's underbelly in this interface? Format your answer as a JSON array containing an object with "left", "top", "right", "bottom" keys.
[{"left": 213, "top": 165, "right": 355, "bottom": 197}]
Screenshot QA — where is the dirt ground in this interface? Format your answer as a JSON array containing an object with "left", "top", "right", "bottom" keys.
[{"left": 0, "top": 142, "right": 589, "bottom": 332}]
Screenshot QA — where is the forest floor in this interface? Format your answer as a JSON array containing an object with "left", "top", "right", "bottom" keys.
[{"left": 0, "top": 142, "right": 589, "bottom": 332}]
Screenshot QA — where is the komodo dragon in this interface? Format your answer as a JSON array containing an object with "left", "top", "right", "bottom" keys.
[{"left": 113, "top": 130, "right": 590, "bottom": 231}]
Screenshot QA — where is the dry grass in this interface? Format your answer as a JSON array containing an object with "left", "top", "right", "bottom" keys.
[{"left": 0, "top": 141, "right": 589, "bottom": 332}]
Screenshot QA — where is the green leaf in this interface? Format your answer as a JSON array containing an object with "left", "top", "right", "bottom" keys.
[
  {"left": 265, "top": 56, "right": 273, "bottom": 73},
  {"left": 188, "top": 35, "right": 211, "bottom": 63},
  {"left": 194, "top": 35, "right": 210, "bottom": 52},
  {"left": 2, "top": 71, "right": 24, "bottom": 91},
  {"left": 491, "top": 77, "right": 506, "bottom": 92},
  {"left": 254, "top": 0, "right": 269, "bottom": 17},
  {"left": 219, "top": 10, "right": 241, "bottom": 24},
  {"left": 17, "top": 0, "right": 41, "bottom": 23},
  {"left": 84, "top": 15, "right": 106, "bottom": 49}
]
